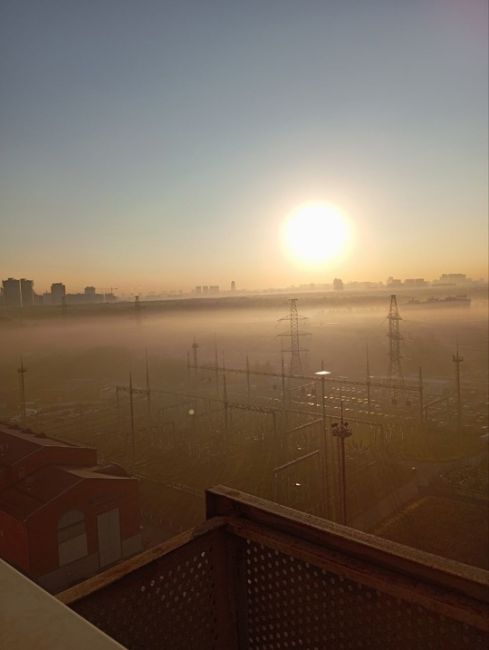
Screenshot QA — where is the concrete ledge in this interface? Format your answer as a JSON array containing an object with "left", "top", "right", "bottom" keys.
[{"left": 0, "top": 559, "right": 124, "bottom": 649}]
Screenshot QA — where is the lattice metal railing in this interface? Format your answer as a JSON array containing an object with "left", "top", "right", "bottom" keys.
[
  {"left": 58, "top": 520, "right": 233, "bottom": 650},
  {"left": 59, "top": 486, "right": 489, "bottom": 650},
  {"left": 241, "top": 539, "right": 483, "bottom": 649}
]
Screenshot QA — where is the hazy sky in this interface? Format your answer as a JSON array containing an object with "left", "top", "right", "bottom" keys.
[{"left": 1, "top": 1, "right": 487, "bottom": 293}]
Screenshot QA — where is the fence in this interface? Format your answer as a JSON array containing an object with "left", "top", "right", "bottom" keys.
[{"left": 59, "top": 486, "right": 489, "bottom": 650}]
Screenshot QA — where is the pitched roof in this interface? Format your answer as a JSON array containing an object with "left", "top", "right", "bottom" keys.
[
  {"left": 0, "top": 466, "right": 82, "bottom": 519},
  {"left": 0, "top": 464, "right": 137, "bottom": 520},
  {"left": 0, "top": 425, "right": 136, "bottom": 521},
  {"left": 0, "top": 423, "right": 93, "bottom": 467}
]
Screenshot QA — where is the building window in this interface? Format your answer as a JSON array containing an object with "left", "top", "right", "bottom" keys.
[{"left": 57, "top": 510, "right": 88, "bottom": 566}]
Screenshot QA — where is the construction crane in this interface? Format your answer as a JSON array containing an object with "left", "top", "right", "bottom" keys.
[{"left": 98, "top": 288, "right": 118, "bottom": 302}]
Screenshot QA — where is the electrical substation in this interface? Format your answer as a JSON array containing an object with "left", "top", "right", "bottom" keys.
[{"left": 10, "top": 294, "right": 486, "bottom": 550}]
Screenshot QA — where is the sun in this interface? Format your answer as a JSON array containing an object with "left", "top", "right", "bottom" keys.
[{"left": 282, "top": 202, "right": 351, "bottom": 266}]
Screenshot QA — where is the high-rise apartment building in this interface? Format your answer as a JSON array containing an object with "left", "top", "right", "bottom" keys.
[
  {"left": 20, "top": 279, "right": 34, "bottom": 306},
  {"left": 51, "top": 283, "right": 66, "bottom": 304},
  {"left": 2, "top": 278, "right": 22, "bottom": 306},
  {"left": 1, "top": 278, "right": 34, "bottom": 307}
]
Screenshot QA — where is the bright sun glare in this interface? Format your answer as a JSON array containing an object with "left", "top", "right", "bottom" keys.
[{"left": 282, "top": 202, "right": 351, "bottom": 266}]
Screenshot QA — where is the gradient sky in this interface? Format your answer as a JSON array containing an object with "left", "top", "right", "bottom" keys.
[{"left": 1, "top": 0, "right": 487, "bottom": 293}]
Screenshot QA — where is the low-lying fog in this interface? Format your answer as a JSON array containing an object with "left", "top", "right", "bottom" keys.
[{"left": 0, "top": 301, "right": 487, "bottom": 410}]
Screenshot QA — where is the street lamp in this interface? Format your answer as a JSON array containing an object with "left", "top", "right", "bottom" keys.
[
  {"left": 315, "top": 367, "right": 331, "bottom": 518},
  {"left": 332, "top": 405, "right": 352, "bottom": 525},
  {"left": 314, "top": 368, "right": 331, "bottom": 422}
]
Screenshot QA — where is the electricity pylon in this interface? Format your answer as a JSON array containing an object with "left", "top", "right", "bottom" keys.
[
  {"left": 279, "top": 298, "right": 309, "bottom": 376},
  {"left": 387, "top": 295, "right": 404, "bottom": 403}
]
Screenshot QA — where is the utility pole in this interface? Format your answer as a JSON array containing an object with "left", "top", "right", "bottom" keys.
[
  {"left": 17, "top": 357, "right": 27, "bottom": 422},
  {"left": 191, "top": 338, "right": 199, "bottom": 374},
  {"left": 366, "top": 344, "right": 371, "bottom": 414},
  {"left": 418, "top": 366, "right": 424, "bottom": 426},
  {"left": 387, "top": 295, "right": 404, "bottom": 404},
  {"left": 128, "top": 372, "right": 136, "bottom": 466},
  {"left": 246, "top": 355, "right": 251, "bottom": 404},
  {"left": 331, "top": 402, "right": 352, "bottom": 525},
  {"left": 214, "top": 341, "right": 220, "bottom": 395},
  {"left": 288, "top": 298, "right": 302, "bottom": 375},
  {"left": 115, "top": 386, "right": 122, "bottom": 434},
  {"left": 280, "top": 345, "right": 288, "bottom": 456},
  {"left": 280, "top": 345, "right": 287, "bottom": 407},
  {"left": 222, "top": 372, "right": 229, "bottom": 438},
  {"left": 271, "top": 410, "right": 278, "bottom": 458},
  {"left": 452, "top": 344, "right": 463, "bottom": 434},
  {"left": 145, "top": 350, "right": 151, "bottom": 416}
]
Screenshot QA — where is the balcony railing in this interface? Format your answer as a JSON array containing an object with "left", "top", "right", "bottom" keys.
[{"left": 59, "top": 486, "right": 489, "bottom": 650}]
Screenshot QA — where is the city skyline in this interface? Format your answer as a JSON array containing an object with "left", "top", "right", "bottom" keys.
[
  {"left": 1, "top": 270, "right": 484, "bottom": 304},
  {"left": 1, "top": 1, "right": 487, "bottom": 291}
]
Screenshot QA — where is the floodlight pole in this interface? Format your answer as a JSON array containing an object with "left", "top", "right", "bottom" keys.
[
  {"left": 315, "top": 365, "right": 331, "bottom": 518},
  {"left": 129, "top": 372, "right": 136, "bottom": 467},
  {"left": 332, "top": 401, "right": 352, "bottom": 526}
]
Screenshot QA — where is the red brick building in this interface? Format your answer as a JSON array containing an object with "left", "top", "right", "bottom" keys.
[{"left": 0, "top": 424, "right": 141, "bottom": 592}]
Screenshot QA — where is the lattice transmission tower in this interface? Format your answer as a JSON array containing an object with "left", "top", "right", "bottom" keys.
[
  {"left": 387, "top": 294, "right": 404, "bottom": 403},
  {"left": 279, "top": 298, "right": 309, "bottom": 376}
]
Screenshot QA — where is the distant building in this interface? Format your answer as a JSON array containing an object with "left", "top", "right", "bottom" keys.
[
  {"left": 333, "top": 278, "right": 344, "bottom": 291},
  {"left": 0, "top": 423, "right": 141, "bottom": 593},
  {"left": 387, "top": 276, "right": 402, "bottom": 288},
  {"left": 404, "top": 278, "right": 427, "bottom": 287},
  {"left": 51, "top": 283, "right": 66, "bottom": 305},
  {"left": 1, "top": 278, "right": 35, "bottom": 307},
  {"left": 2, "top": 278, "right": 22, "bottom": 306},
  {"left": 209, "top": 285, "right": 220, "bottom": 294},
  {"left": 434, "top": 273, "right": 471, "bottom": 286},
  {"left": 202, "top": 286, "right": 209, "bottom": 295},
  {"left": 195, "top": 286, "right": 202, "bottom": 295},
  {"left": 346, "top": 281, "right": 383, "bottom": 290},
  {"left": 20, "top": 279, "right": 34, "bottom": 306},
  {"left": 231, "top": 281, "right": 236, "bottom": 292},
  {"left": 65, "top": 287, "right": 105, "bottom": 304},
  {"left": 440, "top": 273, "right": 466, "bottom": 282}
]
